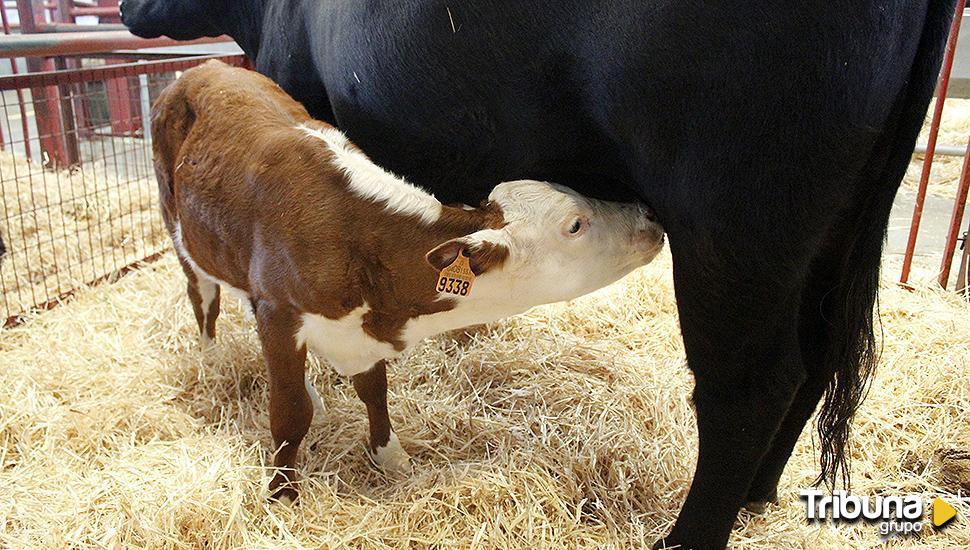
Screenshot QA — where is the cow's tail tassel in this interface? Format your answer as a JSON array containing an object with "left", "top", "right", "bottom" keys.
[{"left": 813, "top": 250, "right": 882, "bottom": 491}]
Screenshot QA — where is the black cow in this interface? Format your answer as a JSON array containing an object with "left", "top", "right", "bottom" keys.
[{"left": 122, "top": 1, "right": 954, "bottom": 547}]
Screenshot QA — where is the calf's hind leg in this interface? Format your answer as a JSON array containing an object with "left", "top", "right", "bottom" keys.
[
  {"left": 352, "top": 360, "right": 412, "bottom": 474},
  {"left": 254, "top": 301, "right": 313, "bottom": 503},
  {"left": 177, "top": 258, "right": 221, "bottom": 348}
]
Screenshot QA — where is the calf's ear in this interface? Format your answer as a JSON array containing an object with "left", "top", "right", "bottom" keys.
[{"left": 425, "top": 236, "right": 509, "bottom": 276}]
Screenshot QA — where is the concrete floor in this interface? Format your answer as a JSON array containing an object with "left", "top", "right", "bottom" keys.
[{"left": 887, "top": 189, "right": 966, "bottom": 287}]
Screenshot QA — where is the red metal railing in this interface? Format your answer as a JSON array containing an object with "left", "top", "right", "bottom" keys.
[
  {"left": 0, "top": 30, "right": 231, "bottom": 57},
  {"left": 901, "top": 0, "right": 965, "bottom": 285},
  {"left": 0, "top": 53, "right": 248, "bottom": 327},
  {"left": 0, "top": 0, "right": 246, "bottom": 326},
  {"left": 900, "top": 1, "right": 970, "bottom": 295},
  {"left": 0, "top": 53, "right": 241, "bottom": 88}
]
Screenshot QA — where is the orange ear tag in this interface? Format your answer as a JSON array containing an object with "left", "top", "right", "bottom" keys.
[{"left": 435, "top": 252, "right": 475, "bottom": 297}]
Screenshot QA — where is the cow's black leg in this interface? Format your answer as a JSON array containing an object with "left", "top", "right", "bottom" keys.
[
  {"left": 743, "top": 246, "right": 841, "bottom": 510},
  {"left": 743, "top": 380, "right": 826, "bottom": 512},
  {"left": 656, "top": 240, "right": 808, "bottom": 549},
  {"left": 744, "top": 211, "right": 879, "bottom": 509}
]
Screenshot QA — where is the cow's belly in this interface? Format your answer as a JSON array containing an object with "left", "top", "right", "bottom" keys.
[
  {"left": 315, "top": 5, "right": 630, "bottom": 204},
  {"left": 316, "top": 0, "right": 922, "bottom": 211}
]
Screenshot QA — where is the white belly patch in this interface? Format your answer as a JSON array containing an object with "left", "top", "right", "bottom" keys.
[
  {"left": 175, "top": 225, "right": 401, "bottom": 376},
  {"left": 295, "top": 306, "right": 398, "bottom": 377}
]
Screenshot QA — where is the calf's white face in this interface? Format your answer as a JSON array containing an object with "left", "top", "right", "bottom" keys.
[{"left": 428, "top": 180, "right": 664, "bottom": 307}]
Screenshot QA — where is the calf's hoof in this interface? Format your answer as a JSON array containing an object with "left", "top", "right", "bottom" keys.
[
  {"left": 200, "top": 333, "right": 214, "bottom": 353},
  {"left": 269, "top": 486, "right": 298, "bottom": 506},
  {"left": 371, "top": 432, "right": 412, "bottom": 475},
  {"left": 268, "top": 471, "right": 299, "bottom": 505}
]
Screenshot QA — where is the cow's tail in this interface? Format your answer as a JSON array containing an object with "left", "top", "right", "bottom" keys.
[{"left": 815, "top": 0, "right": 957, "bottom": 488}]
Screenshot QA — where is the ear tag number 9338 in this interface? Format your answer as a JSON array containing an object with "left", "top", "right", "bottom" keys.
[{"left": 436, "top": 253, "right": 474, "bottom": 296}]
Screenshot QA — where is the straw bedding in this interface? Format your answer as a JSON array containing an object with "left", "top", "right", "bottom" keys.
[
  {"left": 0, "top": 148, "right": 166, "bottom": 319},
  {"left": 0, "top": 249, "right": 966, "bottom": 548}
]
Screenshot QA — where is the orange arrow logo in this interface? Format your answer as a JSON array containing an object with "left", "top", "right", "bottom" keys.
[{"left": 932, "top": 498, "right": 957, "bottom": 527}]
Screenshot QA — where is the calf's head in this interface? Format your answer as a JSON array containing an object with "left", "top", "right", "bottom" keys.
[{"left": 427, "top": 180, "right": 664, "bottom": 306}]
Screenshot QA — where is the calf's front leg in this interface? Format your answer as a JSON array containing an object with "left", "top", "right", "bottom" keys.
[
  {"left": 254, "top": 301, "right": 312, "bottom": 503},
  {"left": 352, "top": 360, "right": 412, "bottom": 474}
]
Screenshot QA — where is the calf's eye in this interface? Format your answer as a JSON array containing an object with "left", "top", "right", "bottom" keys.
[{"left": 565, "top": 216, "right": 588, "bottom": 237}]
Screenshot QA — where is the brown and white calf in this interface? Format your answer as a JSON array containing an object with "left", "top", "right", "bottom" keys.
[{"left": 152, "top": 60, "right": 664, "bottom": 501}]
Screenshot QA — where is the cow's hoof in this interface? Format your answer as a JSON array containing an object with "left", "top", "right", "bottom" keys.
[
  {"left": 743, "top": 488, "right": 778, "bottom": 514},
  {"left": 371, "top": 432, "right": 412, "bottom": 475},
  {"left": 743, "top": 500, "right": 770, "bottom": 514}
]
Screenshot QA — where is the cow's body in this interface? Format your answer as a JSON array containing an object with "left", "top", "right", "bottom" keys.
[
  {"left": 152, "top": 60, "right": 662, "bottom": 503},
  {"left": 125, "top": 1, "right": 956, "bottom": 547}
]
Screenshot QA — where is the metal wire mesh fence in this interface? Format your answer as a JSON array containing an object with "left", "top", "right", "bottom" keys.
[{"left": 0, "top": 53, "right": 247, "bottom": 325}]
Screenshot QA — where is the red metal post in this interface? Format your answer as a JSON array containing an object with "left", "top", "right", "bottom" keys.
[
  {"left": 54, "top": 0, "right": 87, "bottom": 157},
  {"left": 16, "top": 0, "right": 73, "bottom": 167},
  {"left": 54, "top": 0, "right": 93, "bottom": 140},
  {"left": 939, "top": 135, "right": 970, "bottom": 288},
  {"left": 901, "top": 0, "right": 966, "bottom": 284},
  {"left": 96, "top": 0, "right": 121, "bottom": 24},
  {"left": 0, "top": 1, "right": 33, "bottom": 159},
  {"left": 105, "top": 69, "right": 136, "bottom": 134},
  {"left": 56, "top": 0, "right": 75, "bottom": 23},
  {"left": 52, "top": 55, "right": 80, "bottom": 164},
  {"left": 956, "top": 217, "right": 969, "bottom": 295},
  {"left": 97, "top": 1, "right": 137, "bottom": 135},
  {"left": 70, "top": 6, "right": 119, "bottom": 17}
]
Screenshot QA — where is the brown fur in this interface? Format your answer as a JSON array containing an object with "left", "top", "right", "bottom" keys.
[
  {"left": 153, "top": 61, "right": 509, "bottom": 345},
  {"left": 152, "top": 60, "right": 511, "bottom": 499}
]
